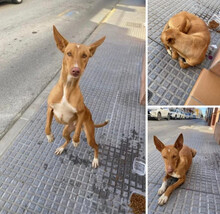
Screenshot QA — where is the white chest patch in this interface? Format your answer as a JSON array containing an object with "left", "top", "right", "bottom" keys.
[
  {"left": 52, "top": 87, "right": 77, "bottom": 123},
  {"left": 170, "top": 172, "right": 180, "bottom": 178}
]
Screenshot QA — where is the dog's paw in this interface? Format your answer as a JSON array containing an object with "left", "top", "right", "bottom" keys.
[
  {"left": 72, "top": 140, "right": 79, "bottom": 148},
  {"left": 167, "top": 49, "right": 172, "bottom": 56},
  {"left": 46, "top": 134, "right": 54, "bottom": 143},
  {"left": 92, "top": 158, "right": 99, "bottom": 168},
  {"left": 55, "top": 147, "right": 64, "bottom": 155},
  {"left": 158, "top": 194, "right": 168, "bottom": 205}
]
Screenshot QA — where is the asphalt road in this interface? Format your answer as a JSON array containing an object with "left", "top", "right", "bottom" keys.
[
  {"left": 148, "top": 118, "right": 207, "bottom": 153},
  {"left": 0, "top": 0, "right": 117, "bottom": 139}
]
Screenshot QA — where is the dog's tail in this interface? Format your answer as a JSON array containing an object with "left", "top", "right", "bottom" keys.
[
  {"left": 191, "top": 148, "right": 197, "bottom": 158},
  {"left": 94, "top": 120, "right": 109, "bottom": 128}
]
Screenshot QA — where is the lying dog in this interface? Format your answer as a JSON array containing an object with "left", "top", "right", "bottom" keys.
[
  {"left": 45, "top": 26, "right": 108, "bottom": 168},
  {"left": 161, "top": 11, "right": 210, "bottom": 68},
  {"left": 154, "top": 133, "right": 196, "bottom": 205}
]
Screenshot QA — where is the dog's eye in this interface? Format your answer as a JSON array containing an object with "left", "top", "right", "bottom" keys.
[
  {"left": 82, "top": 53, "right": 87, "bottom": 58},
  {"left": 172, "top": 155, "right": 176, "bottom": 159},
  {"left": 67, "top": 52, "right": 72, "bottom": 57}
]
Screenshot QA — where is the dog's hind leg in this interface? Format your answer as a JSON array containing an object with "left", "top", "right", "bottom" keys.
[
  {"left": 55, "top": 123, "right": 75, "bottom": 155},
  {"left": 172, "top": 50, "right": 179, "bottom": 60},
  {"left": 83, "top": 120, "right": 99, "bottom": 168}
]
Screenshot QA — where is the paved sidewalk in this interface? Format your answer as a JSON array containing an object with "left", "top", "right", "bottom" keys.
[
  {"left": 148, "top": 119, "right": 220, "bottom": 214},
  {"left": 148, "top": 0, "right": 220, "bottom": 105},
  {"left": 0, "top": 0, "right": 145, "bottom": 213}
]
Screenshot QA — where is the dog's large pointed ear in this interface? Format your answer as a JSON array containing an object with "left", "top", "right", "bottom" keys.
[
  {"left": 154, "top": 136, "right": 165, "bottom": 152},
  {"left": 174, "top": 133, "right": 183, "bottom": 151},
  {"left": 89, "top": 36, "right": 106, "bottom": 57},
  {"left": 53, "top": 25, "right": 69, "bottom": 53},
  {"left": 183, "top": 18, "right": 191, "bottom": 33}
]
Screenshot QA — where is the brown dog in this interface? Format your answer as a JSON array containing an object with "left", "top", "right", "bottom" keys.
[
  {"left": 45, "top": 26, "right": 108, "bottom": 168},
  {"left": 154, "top": 133, "right": 196, "bottom": 205},
  {"left": 161, "top": 11, "right": 210, "bottom": 68}
]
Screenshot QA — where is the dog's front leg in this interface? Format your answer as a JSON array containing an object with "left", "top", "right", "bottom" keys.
[
  {"left": 72, "top": 111, "right": 85, "bottom": 147},
  {"left": 171, "top": 50, "right": 178, "bottom": 60},
  {"left": 45, "top": 106, "right": 54, "bottom": 142},
  {"left": 158, "top": 174, "right": 170, "bottom": 195},
  {"left": 158, "top": 176, "right": 185, "bottom": 205}
]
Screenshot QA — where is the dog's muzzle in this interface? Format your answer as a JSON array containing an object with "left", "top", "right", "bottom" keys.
[{"left": 71, "top": 67, "right": 81, "bottom": 77}]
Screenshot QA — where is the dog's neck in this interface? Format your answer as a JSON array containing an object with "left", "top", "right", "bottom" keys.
[{"left": 175, "top": 155, "right": 181, "bottom": 168}]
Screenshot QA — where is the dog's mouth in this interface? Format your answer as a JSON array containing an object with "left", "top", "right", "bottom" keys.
[
  {"left": 167, "top": 169, "right": 173, "bottom": 174},
  {"left": 71, "top": 73, "right": 80, "bottom": 78}
]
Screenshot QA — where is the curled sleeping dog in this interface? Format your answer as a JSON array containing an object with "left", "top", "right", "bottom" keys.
[{"left": 161, "top": 11, "right": 210, "bottom": 69}]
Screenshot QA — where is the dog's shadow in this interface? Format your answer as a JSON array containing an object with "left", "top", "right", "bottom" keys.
[{"left": 167, "top": 177, "right": 178, "bottom": 186}]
